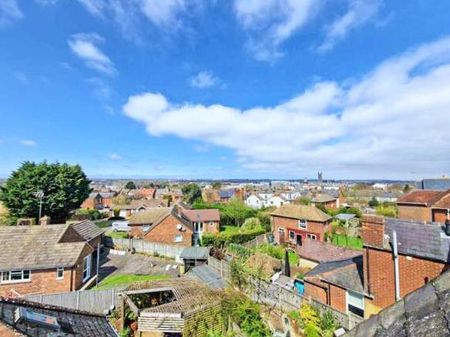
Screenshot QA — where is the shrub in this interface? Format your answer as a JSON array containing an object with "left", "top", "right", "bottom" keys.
[
  {"left": 241, "top": 217, "right": 262, "bottom": 231},
  {"left": 202, "top": 229, "right": 266, "bottom": 247}
]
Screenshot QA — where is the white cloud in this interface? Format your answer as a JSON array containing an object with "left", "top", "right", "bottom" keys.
[
  {"left": 68, "top": 33, "right": 117, "bottom": 76},
  {"left": 139, "top": 0, "right": 186, "bottom": 28},
  {"left": 20, "top": 140, "right": 37, "bottom": 147},
  {"left": 87, "top": 77, "right": 111, "bottom": 99},
  {"left": 109, "top": 153, "right": 122, "bottom": 160},
  {"left": 190, "top": 71, "right": 220, "bottom": 89},
  {"left": 0, "top": 0, "right": 23, "bottom": 27},
  {"left": 317, "top": 0, "right": 382, "bottom": 53},
  {"left": 77, "top": 0, "right": 106, "bottom": 17},
  {"left": 123, "top": 37, "right": 450, "bottom": 178},
  {"left": 234, "top": 0, "right": 320, "bottom": 61}
]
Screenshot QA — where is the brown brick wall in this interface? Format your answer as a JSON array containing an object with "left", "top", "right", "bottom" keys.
[
  {"left": 272, "top": 216, "right": 329, "bottom": 243},
  {"left": 364, "top": 247, "right": 446, "bottom": 309},
  {"left": 304, "top": 281, "right": 327, "bottom": 305},
  {"left": 0, "top": 322, "right": 16, "bottom": 337},
  {"left": 143, "top": 214, "right": 193, "bottom": 247},
  {"left": 362, "top": 215, "right": 385, "bottom": 247},
  {"left": 398, "top": 204, "right": 431, "bottom": 222},
  {"left": 0, "top": 267, "right": 74, "bottom": 297},
  {"left": 432, "top": 209, "right": 449, "bottom": 223},
  {"left": 329, "top": 284, "right": 347, "bottom": 313}
]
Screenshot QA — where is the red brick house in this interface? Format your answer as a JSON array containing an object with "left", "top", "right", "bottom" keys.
[
  {"left": 180, "top": 208, "right": 220, "bottom": 245},
  {"left": 0, "top": 221, "right": 103, "bottom": 297},
  {"left": 271, "top": 204, "right": 332, "bottom": 245},
  {"left": 81, "top": 192, "right": 116, "bottom": 210},
  {"left": 310, "top": 193, "right": 339, "bottom": 209},
  {"left": 396, "top": 189, "right": 450, "bottom": 222},
  {"left": 361, "top": 215, "right": 450, "bottom": 317},
  {"left": 128, "top": 207, "right": 193, "bottom": 246}
]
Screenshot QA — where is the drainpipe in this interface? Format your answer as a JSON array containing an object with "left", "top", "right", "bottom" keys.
[{"left": 392, "top": 230, "right": 401, "bottom": 301}]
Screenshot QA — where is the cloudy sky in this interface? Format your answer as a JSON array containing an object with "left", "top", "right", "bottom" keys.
[{"left": 1, "top": 0, "right": 449, "bottom": 180}]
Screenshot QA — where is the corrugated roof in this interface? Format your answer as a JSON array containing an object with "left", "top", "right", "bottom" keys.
[
  {"left": 180, "top": 247, "right": 210, "bottom": 260},
  {"left": 188, "top": 265, "right": 226, "bottom": 289},
  {"left": 0, "top": 225, "right": 92, "bottom": 271},
  {"left": 270, "top": 204, "right": 331, "bottom": 222}
]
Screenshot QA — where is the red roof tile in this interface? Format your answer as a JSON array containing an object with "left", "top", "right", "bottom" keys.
[
  {"left": 397, "top": 190, "right": 449, "bottom": 206},
  {"left": 182, "top": 209, "right": 220, "bottom": 222},
  {"left": 296, "top": 239, "right": 362, "bottom": 263}
]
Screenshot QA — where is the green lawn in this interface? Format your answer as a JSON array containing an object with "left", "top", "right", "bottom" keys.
[
  {"left": 95, "top": 219, "right": 114, "bottom": 228},
  {"left": 253, "top": 243, "right": 299, "bottom": 265},
  {"left": 220, "top": 225, "right": 240, "bottom": 234},
  {"left": 331, "top": 234, "right": 363, "bottom": 250},
  {"left": 95, "top": 274, "right": 170, "bottom": 290},
  {"left": 105, "top": 230, "right": 129, "bottom": 239}
]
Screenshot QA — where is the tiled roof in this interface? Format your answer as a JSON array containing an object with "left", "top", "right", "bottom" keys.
[
  {"left": 0, "top": 298, "right": 117, "bottom": 337},
  {"left": 344, "top": 270, "right": 450, "bottom": 337},
  {"left": 219, "top": 189, "right": 235, "bottom": 198},
  {"left": 396, "top": 189, "right": 448, "bottom": 206},
  {"left": 305, "top": 256, "right": 364, "bottom": 293},
  {"left": 181, "top": 209, "right": 220, "bottom": 222},
  {"left": 0, "top": 225, "right": 92, "bottom": 271},
  {"left": 296, "top": 239, "right": 362, "bottom": 263},
  {"left": 383, "top": 218, "right": 450, "bottom": 263},
  {"left": 271, "top": 204, "right": 332, "bottom": 222},
  {"left": 311, "top": 193, "right": 337, "bottom": 203},
  {"left": 128, "top": 207, "right": 171, "bottom": 225},
  {"left": 432, "top": 193, "right": 450, "bottom": 209},
  {"left": 70, "top": 220, "right": 104, "bottom": 242}
]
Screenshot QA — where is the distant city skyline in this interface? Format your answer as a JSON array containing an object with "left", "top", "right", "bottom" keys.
[{"left": 1, "top": 1, "right": 450, "bottom": 179}]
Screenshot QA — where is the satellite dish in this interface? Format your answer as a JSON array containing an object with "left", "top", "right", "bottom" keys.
[{"left": 176, "top": 224, "right": 182, "bottom": 230}]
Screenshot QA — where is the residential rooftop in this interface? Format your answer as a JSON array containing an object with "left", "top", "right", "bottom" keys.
[
  {"left": 296, "top": 239, "right": 362, "bottom": 264},
  {"left": 271, "top": 204, "right": 332, "bottom": 222}
]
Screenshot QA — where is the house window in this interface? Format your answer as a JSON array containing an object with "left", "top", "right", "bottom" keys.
[
  {"left": 0, "top": 270, "right": 31, "bottom": 283},
  {"left": 175, "top": 234, "right": 183, "bottom": 242},
  {"left": 298, "top": 219, "right": 307, "bottom": 229},
  {"left": 143, "top": 225, "right": 150, "bottom": 232},
  {"left": 307, "top": 234, "right": 317, "bottom": 240},
  {"left": 289, "top": 231, "right": 295, "bottom": 241},
  {"left": 56, "top": 267, "right": 64, "bottom": 279},
  {"left": 209, "top": 221, "right": 215, "bottom": 226},
  {"left": 82, "top": 255, "right": 91, "bottom": 282},
  {"left": 347, "top": 291, "right": 364, "bottom": 318}
]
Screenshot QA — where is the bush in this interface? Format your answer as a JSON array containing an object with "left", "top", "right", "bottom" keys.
[
  {"left": 241, "top": 217, "right": 262, "bottom": 231},
  {"left": 202, "top": 229, "right": 266, "bottom": 247},
  {"left": 71, "top": 208, "right": 108, "bottom": 221}
]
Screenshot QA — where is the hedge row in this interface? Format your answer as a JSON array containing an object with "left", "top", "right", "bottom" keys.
[{"left": 202, "top": 229, "right": 266, "bottom": 247}]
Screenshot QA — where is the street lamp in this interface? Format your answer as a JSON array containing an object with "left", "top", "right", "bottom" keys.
[{"left": 34, "top": 190, "right": 44, "bottom": 220}]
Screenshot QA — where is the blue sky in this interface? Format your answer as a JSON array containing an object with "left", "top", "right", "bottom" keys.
[{"left": 1, "top": 0, "right": 450, "bottom": 180}]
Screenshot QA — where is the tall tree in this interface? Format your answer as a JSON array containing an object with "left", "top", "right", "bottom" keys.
[
  {"left": 125, "top": 181, "right": 136, "bottom": 189},
  {"left": 284, "top": 249, "right": 291, "bottom": 277},
  {"left": 182, "top": 183, "right": 202, "bottom": 204},
  {"left": 0, "top": 161, "right": 91, "bottom": 223}
]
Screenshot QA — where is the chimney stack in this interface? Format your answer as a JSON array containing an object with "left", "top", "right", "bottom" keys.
[
  {"left": 39, "top": 216, "right": 50, "bottom": 226},
  {"left": 362, "top": 214, "right": 385, "bottom": 247}
]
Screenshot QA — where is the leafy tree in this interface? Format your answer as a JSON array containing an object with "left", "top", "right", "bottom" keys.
[
  {"left": 112, "top": 195, "right": 131, "bottom": 205},
  {"left": 125, "top": 181, "right": 136, "bottom": 189},
  {"left": 403, "top": 184, "right": 411, "bottom": 193},
  {"left": 241, "top": 217, "right": 262, "bottom": 231},
  {"left": 376, "top": 204, "right": 398, "bottom": 217},
  {"left": 297, "top": 196, "right": 311, "bottom": 205},
  {"left": 212, "top": 181, "right": 222, "bottom": 189},
  {"left": 368, "top": 197, "right": 379, "bottom": 207},
  {"left": 0, "top": 161, "right": 91, "bottom": 223},
  {"left": 182, "top": 183, "right": 202, "bottom": 204}
]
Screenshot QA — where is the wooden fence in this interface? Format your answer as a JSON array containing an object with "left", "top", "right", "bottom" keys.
[
  {"left": 25, "top": 288, "right": 122, "bottom": 314},
  {"left": 104, "top": 237, "right": 184, "bottom": 260},
  {"left": 242, "top": 233, "right": 269, "bottom": 248},
  {"left": 207, "top": 256, "right": 352, "bottom": 329}
]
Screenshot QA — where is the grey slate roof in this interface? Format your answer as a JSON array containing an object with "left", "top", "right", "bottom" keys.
[
  {"left": 188, "top": 265, "right": 226, "bottom": 289},
  {"left": 383, "top": 218, "right": 450, "bottom": 263},
  {"left": 334, "top": 213, "right": 356, "bottom": 221},
  {"left": 305, "top": 256, "right": 364, "bottom": 293},
  {"left": 180, "top": 246, "right": 210, "bottom": 260},
  {"left": 71, "top": 220, "right": 104, "bottom": 241},
  {"left": 421, "top": 178, "right": 450, "bottom": 190},
  {"left": 344, "top": 269, "right": 450, "bottom": 337},
  {"left": 0, "top": 298, "right": 117, "bottom": 337},
  {"left": 0, "top": 225, "right": 92, "bottom": 271}
]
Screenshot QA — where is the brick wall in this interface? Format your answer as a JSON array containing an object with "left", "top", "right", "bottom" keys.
[
  {"left": 361, "top": 215, "right": 385, "bottom": 247},
  {"left": 0, "top": 267, "right": 74, "bottom": 297},
  {"left": 143, "top": 214, "right": 193, "bottom": 247},
  {"left": 364, "top": 247, "right": 446, "bottom": 309},
  {"left": 272, "top": 216, "right": 329, "bottom": 243},
  {"left": 0, "top": 322, "right": 16, "bottom": 337},
  {"left": 329, "top": 284, "right": 347, "bottom": 313},
  {"left": 432, "top": 209, "right": 449, "bottom": 223},
  {"left": 398, "top": 204, "right": 431, "bottom": 222},
  {"left": 304, "top": 281, "right": 327, "bottom": 304}
]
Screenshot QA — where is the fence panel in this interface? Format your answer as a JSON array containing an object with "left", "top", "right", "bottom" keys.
[
  {"left": 25, "top": 288, "right": 121, "bottom": 314},
  {"left": 105, "top": 238, "right": 184, "bottom": 259}
]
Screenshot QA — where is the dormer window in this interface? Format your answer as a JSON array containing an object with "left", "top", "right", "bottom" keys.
[{"left": 298, "top": 219, "right": 307, "bottom": 229}]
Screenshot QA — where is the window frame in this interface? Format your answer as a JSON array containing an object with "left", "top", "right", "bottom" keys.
[
  {"left": 175, "top": 234, "right": 183, "bottom": 243},
  {"left": 298, "top": 219, "right": 307, "bottom": 229},
  {"left": 56, "top": 267, "right": 64, "bottom": 280},
  {"left": 289, "top": 230, "right": 296, "bottom": 242},
  {"left": 346, "top": 290, "right": 365, "bottom": 318},
  {"left": 0, "top": 270, "right": 31, "bottom": 284},
  {"left": 82, "top": 255, "right": 91, "bottom": 282},
  {"left": 306, "top": 234, "right": 317, "bottom": 240}
]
